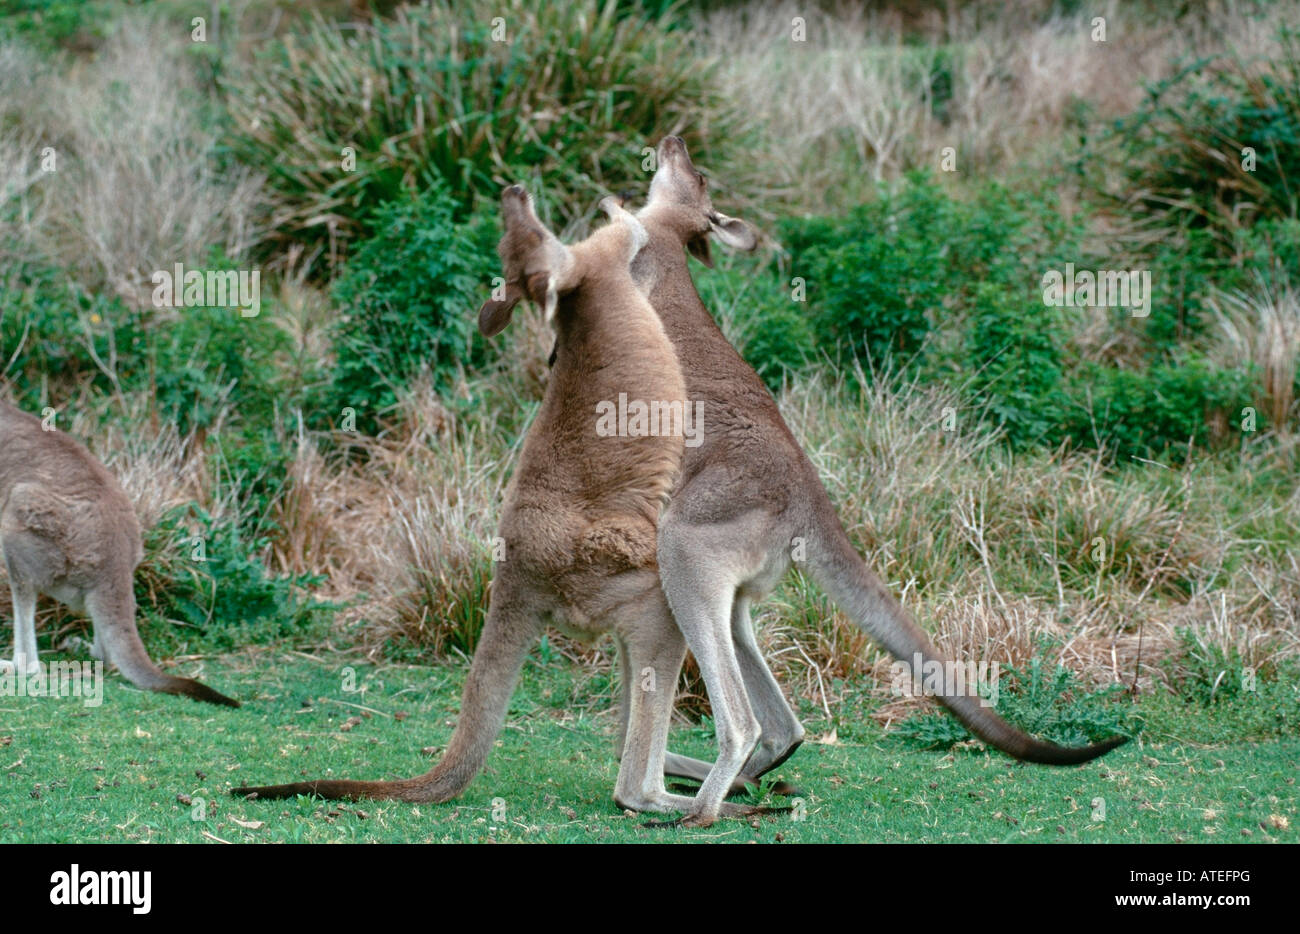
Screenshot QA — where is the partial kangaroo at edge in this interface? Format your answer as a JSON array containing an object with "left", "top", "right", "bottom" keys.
[
  {"left": 631, "top": 136, "right": 1126, "bottom": 826},
  {"left": 0, "top": 401, "right": 239, "bottom": 707},
  {"left": 233, "top": 190, "right": 761, "bottom": 817}
]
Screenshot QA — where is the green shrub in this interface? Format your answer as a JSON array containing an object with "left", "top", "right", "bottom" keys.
[
  {"left": 223, "top": 0, "right": 744, "bottom": 263},
  {"left": 785, "top": 174, "right": 1088, "bottom": 371},
  {"left": 777, "top": 173, "right": 1265, "bottom": 455},
  {"left": 138, "top": 305, "right": 294, "bottom": 438},
  {"left": 0, "top": 0, "right": 113, "bottom": 53},
  {"left": 136, "top": 503, "right": 330, "bottom": 655},
  {"left": 1057, "top": 356, "right": 1256, "bottom": 459},
  {"left": 0, "top": 262, "right": 124, "bottom": 403},
  {"left": 1135, "top": 219, "right": 1297, "bottom": 353},
  {"left": 327, "top": 184, "right": 498, "bottom": 427},
  {"left": 210, "top": 426, "right": 295, "bottom": 542},
  {"left": 1244, "top": 217, "right": 1300, "bottom": 279},
  {"left": 962, "top": 281, "right": 1067, "bottom": 448},
  {"left": 782, "top": 174, "right": 1092, "bottom": 446},
  {"left": 1139, "top": 229, "right": 1232, "bottom": 349},
  {"left": 1115, "top": 28, "right": 1300, "bottom": 247},
  {"left": 895, "top": 655, "right": 1136, "bottom": 751},
  {"left": 738, "top": 298, "right": 819, "bottom": 390},
  {"left": 785, "top": 178, "right": 946, "bottom": 367},
  {"left": 1, "top": 253, "right": 302, "bottom": 439}
]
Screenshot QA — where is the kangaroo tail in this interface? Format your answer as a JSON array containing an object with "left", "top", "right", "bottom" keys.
[
  {"left": 233, "top": 598, "right": 537, "bottom": 802},
  {"left": 806, "top": 518, "right": 1126, "bottom": 765},
  {"left": 91, "top": 592, "right": 240, "bottom": 708}
]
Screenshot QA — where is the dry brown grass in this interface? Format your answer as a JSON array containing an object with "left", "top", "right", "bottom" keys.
[
  {"left": 262, "top": 374, "right": 511, "bottom": 654},
  {"left": 0, "top": 43, "right": 52, "bottom": 266},
  {"left": 0, "top": 21, "right": 265, "bottom": 307},
  {"left": 731, "top": 363, "right": 1300, "bottom": 713},
  {"left": 695, "top": 0, "right": 1300, "bottom": 211},
  {"left": 1212, "top": 279, "right": 1300, "bottom": 430}
]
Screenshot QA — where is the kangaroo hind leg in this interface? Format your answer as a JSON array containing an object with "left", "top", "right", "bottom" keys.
[
  {"left": 613, "top": 593, "right": 687, "bottom": 814},
  {"left": 1, "top": 529, "right": 58, "bottom": 675}
]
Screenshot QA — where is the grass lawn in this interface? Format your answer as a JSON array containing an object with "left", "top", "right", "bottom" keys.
[{"left": 1, "top": 652, "right": 1295, "bottom": 844}]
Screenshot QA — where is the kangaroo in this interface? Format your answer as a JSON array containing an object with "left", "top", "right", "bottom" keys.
[
  {"left": 0, "top": 400, "right": 238, "bottom": 707},
  {"left": 233, "top": 189, "right": 765, "bottom": 818},
  {"left": 629, "top": 137, "right": 1126, "bottom": 827}
]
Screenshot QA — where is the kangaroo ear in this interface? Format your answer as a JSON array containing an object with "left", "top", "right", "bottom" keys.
[
  {"left": 709, "top": 211, "right": 757, "bottom": 252},
  {"left": 687, "top": 234, "right": 714, "bottom": 268},
  {"left": 478, "top": 282, "right": 523, "bottom": 337}
]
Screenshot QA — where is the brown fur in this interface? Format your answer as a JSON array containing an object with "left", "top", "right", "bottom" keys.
[
  {"left": 233, "top": 190, "right": 753, "bottom": 815},
  {"left": 0, "top": 400, "right": 238, "bottom": 707}
]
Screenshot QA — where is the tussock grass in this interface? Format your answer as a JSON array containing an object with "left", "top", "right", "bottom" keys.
[
  {"left": 696, "top": 0, "right": 1300, "bottom": 212},
  {"left": 0, "top": 21, "right": 265, "bottom": 306},
  {"left": 222, "top": 0, "right": 750, "bottom": 263},
  {"left": 1212, "top": 279, "right": 1300, "bottom": 428},
  {"left": 747, "top": 362, "right": 1297, "bottom": 711}
]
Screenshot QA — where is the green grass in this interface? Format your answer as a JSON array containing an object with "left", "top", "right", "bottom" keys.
[{"left": 1, "top": 653, "right": 1295, "bottom": 843}]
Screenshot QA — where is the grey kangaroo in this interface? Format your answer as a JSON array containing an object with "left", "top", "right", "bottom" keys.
[
  {"left": 0, "top": 400, "right": 238, "bottom": 706},
  {"left": 233, "top": 152, "right": 1125, "bottom": 825},
  {"left": 628, "top": 137, "right": 1124, "bottom": 826},
  {"left": 233, "top": 190, "right": 768, "bottom": 818}
]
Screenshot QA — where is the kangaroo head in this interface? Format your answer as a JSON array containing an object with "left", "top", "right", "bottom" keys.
[
  {"left": 641, "top": 136, "right": 756, "bottom": 267},
  {"left": 478, "top": 186, "right": 646, "bottom": 337},
  {"left": 478, "top": 186, "right": 574, "bottom": 336}
]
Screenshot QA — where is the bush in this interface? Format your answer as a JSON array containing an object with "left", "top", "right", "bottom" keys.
[
  {"left": 775, "top": 174, "right": 1266, "bottom": 455},
  {"left": 1115, "top": 28, "right": 1300, "bottom": 246},
  {"left": 135, "top": 503, "right": 329, "bottom": 655},
  {"left": 141, "top": 305, "right": 297, "bottom": 438},
  {"left": 785, "top": 176, "right": 947, "bottom": 366},
  {"left": 1058, "top": 355, "right": 1256, "bottom": 459},
  {"left": 328, "top": 184, "right": 498, "bottom": 426},
  {"left": 895, "top": 654, "right": 1135, "bottom": 751},
  {"left": 0, "top": 261, "right": 121, "bottom": 403},
  {"left": 223, "top": 0, "right": 745, "bottom": 263},
  {"left": 962, "top": 281, "right": 1067, "bottom": 448},
  {"left": 0, "top": 1, "right": 112, "bottom": 53},
  {"left": 1136, "top": 218, "right": 1297, "bottom": 353},
  {"left": 785, "top": 174, "right": 1087, "bottom": 368},
  {"left": 781, "top": 174, "right": 1091, "bottom": 446},
  {"left": 1, "top": 249, "right": 300, "bottom": 439},
  {"left": 210, "top": 427, "right": 296, "bottom": 542}
]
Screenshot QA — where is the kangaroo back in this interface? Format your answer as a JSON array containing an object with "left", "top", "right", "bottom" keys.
[{"left": 0, "top": 400, "right": 239, "bottom": 708}]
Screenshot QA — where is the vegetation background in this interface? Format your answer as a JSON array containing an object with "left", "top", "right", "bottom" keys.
[{"left": 0, "top": 0, "right": 1296, "bottom": 841}]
